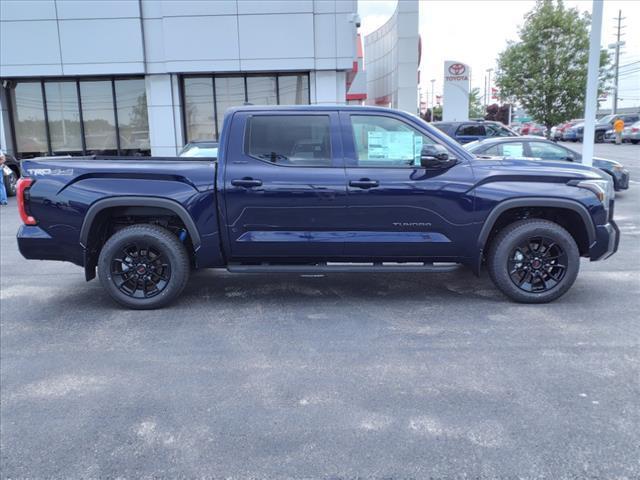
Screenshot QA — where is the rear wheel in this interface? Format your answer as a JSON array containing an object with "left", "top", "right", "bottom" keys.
[
  {"left": 98, "top": 224, "right": 190, "bottom": 309},
  {"left": 487, "top": 219, "right": 580, "bottom": 303}
]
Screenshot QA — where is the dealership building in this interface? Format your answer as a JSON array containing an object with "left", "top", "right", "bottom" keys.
[{"left": 0, "top": 0, "right": 364, "bottom": 158}]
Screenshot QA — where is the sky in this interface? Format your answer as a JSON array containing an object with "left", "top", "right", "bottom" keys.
[{"left": 357, "top": 0, "right": 640, "bottom": 111}]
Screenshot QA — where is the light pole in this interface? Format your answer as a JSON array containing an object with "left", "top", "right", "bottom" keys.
[
  {"left": 582, "top": 0, "right": 604, "bottom": 167},
  {"left": 485, "top": 68, "right": 493, "bottom": 105},
  {"left": 609, "top": 9, "right": 626, "bottom": 114},
  {"left": 430, "top": 79, "right": 435, "bottom": 113}
]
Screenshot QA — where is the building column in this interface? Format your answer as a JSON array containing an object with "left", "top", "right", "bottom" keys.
[
  {"left": 311, "top": 71, "right": 346, "bottom": 104},
  {"left": 0, "top": 86, "right": 15, "bottom": 154},
  {"left": 145, "top": 74, "right": 183, "bottom": 156}
]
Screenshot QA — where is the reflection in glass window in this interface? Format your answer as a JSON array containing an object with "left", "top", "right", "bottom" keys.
[
  {"left": 45, "top": 82, "right": 82, "bottom": 154},
  {"left": 351, "top": 115, "right": 435, "bottom": 167},
  {"left": 80, "top": 81, "right": 118, "bottom": 155},
  {"left": 246, "top": 115, "right": 331, "bottom": 167},
  {"left": 184, "top": 77, "right": 215, "bottom": 141},
  {"left": 246, "top": 76, "right": 277, "bottom": 105},
  {"left": 115, "top": 79, "right": 150, "bottom": 154},
  {"left": 278, "top": 75, "right": 309, "bottom": 105},
  {"left": 215, "top": 77, "right": 245, "bottom": 139},
  {"left": 11, "top": 82, "right": 48, "bottom": 158}
]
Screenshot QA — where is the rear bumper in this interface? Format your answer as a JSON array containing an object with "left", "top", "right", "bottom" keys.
[
  {"left": 17, "top": 225, "right": 83, "bottom": 265},
  {"left": 589, "top": 221, "right": 620, "bottom": 261}
]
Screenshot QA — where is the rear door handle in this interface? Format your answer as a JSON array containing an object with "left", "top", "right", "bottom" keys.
[
  {"left": 349, "top": 179, "right": 379, "bottom": 189},
  {"left": 231, "top": 178, "right": 263, "bottom": 188}
]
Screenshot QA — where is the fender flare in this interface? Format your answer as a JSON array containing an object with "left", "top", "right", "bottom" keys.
[
  {"left": 79, "top": 196, "right": 201, "bottom": 250},
  {"left": 475, "top": 197, "right": 596, "bottom": 272}
]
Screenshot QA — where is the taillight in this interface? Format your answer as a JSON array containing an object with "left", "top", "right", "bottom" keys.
[
  {"left": 632, "top": 127, "right": 639, "bottom": 133},
  {"left": 17, "top": 177, "right": 37, "bottom": 225}
]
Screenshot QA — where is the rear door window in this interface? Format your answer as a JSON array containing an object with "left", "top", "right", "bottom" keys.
[
  {"left": 485, "top": 142, "right": 525, "bottom": 157},
  {"left": 245, "top": 115, "right": 332, "bottom": 167},
  {"left": 457, "top": 124, "right": 486, "bottom": 136}
]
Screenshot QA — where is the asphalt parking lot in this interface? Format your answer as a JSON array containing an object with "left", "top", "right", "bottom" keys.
[{"left": 1, "top": 143, "right": 639, "bottom": 478}]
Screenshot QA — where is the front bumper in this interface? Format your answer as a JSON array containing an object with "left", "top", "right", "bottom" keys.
[
  {"left": 590, "top": 221, "right": 620, "bottom": 261},
  {"left": 615, "top": 169, "right": 630, "bottom": 190}
]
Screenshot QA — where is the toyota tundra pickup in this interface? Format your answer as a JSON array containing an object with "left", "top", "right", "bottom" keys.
[{"left": 16, "top": 106, "right": 619, "bottom": 309}]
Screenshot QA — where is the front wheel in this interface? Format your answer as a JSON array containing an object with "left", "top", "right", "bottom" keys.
[
  {"left": 487, "top": 219, "right": 580, "bottom": 303},
  {"left": 98, "top": 224, "right": 190, "bottom": 309}
]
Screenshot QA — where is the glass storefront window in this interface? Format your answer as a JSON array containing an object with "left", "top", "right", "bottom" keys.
[
  {"left": 278, "top": 74, "right": 309, "bottom": 105},
  {"left": 45, "top": 82, "right": 82, "bottom": 154},
  {"left": 80, "top": 81, "right": 118, "bottom": 155},
  {"left": 10, "top": 82, "right": 48, "bottom": 158},
  {"left": 246, "top": 76, "right": 277, "bottom": 106},
  {"left": 115, "top": 79, "right": 150, "bottom": 154},
  {"left": 214, "top": 77, "right": 245, "bottom": 140},
  {"left": 184, "top": 77, "right": 215, "bottom": 141}
]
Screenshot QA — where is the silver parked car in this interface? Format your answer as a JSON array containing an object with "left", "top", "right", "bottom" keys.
[{"left": 622, "top": 120, "right": 640, "bottom": 144}]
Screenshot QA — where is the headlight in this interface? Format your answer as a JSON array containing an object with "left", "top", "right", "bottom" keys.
[{"left": 575, "top": 178, "right": 614, "bottom": 214}]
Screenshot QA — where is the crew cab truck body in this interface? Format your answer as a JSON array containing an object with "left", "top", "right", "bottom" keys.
[{"left": 17, "top": 106, "right": 619, "bottom": 309}]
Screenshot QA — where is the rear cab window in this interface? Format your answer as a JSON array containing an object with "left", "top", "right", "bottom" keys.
[
  {"left": 457, "top": 124, "right": 486, "bottom": 136},
  {"left": 244, "top": 115, "right": 332, "bottom": 167}
]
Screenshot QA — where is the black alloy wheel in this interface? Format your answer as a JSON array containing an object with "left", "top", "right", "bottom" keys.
[
  {"left": 111, "top": 243, "right": 171, "bottom": 299},
  {"left": 487, "top": 219, "right": 580, "bottom": 303},
  {"left": 98, "top": 224, "right": 190, "bottom": 309},
  {"left": 507, "top": 236, "right": 568, "bottom": 293}
]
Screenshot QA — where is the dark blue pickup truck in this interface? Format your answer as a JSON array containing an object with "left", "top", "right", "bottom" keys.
[{"left": 17, "top": 106, "right": 619, "bottom": 309}]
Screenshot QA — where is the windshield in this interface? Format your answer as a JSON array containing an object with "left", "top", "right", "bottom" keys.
[
  {"left": 180, "top": 145, "right": 218, "bottom": 158},
  {"left": 597, "top": 114, "right": 615, "bottom": 125}
]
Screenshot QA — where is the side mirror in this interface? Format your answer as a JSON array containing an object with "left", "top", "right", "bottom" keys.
[{"left": 420, "top": 144, "right": 457, "bottom": 169}]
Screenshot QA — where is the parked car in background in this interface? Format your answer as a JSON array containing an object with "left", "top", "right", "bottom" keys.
[
  {"left": 593, "top": 113, "right": 640, "bottom": 143},
  {"left": 431, "top": 120, "right": 517, "bottom": 144},
  {"left": 520, "top": 123, "right": 546, "bottom": 136},
  {"left": 179, "top": 141, "right": 219, "bottom": 158},
  {"left": 554, "top": 119, "right": 583, "bottom": 141},
  {"left": 564, "top": 122, "right": 584, "bottom": 142},
  {"left": 465, "top": 136, "right": 630, "bottom": 191},
  {"left": 622, "top": 120, "right": 640, "bottom": 144},
  {"left": 0, "top": 151, "right": 20, "bottom": 197}
]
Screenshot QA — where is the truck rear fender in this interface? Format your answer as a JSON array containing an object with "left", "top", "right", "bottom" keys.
[{"left": 80, "top": 197, "right": 202, "bottom": 281}]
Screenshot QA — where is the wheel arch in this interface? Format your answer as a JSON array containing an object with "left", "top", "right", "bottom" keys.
[
  {"left": 80, "top": 196, "right": 201, "bottom": 280},
  {"left": 475, "top": 197, "right": 596, "bottom": 274}
]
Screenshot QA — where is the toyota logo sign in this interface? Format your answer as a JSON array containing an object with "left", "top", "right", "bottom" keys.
[{"left": 448, "top": 63, "right": 466, "bottom": 76}]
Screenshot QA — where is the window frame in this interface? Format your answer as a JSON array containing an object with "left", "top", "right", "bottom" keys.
[
  {"left": 6, "top": 75, "right": 148, "bottom": 159},
  {"left": 341, "top": 112, "right": 456, "bottom": 169},
  {"left": 242, "top": 112, "right": 337, "bottom": 168},
  {"left": 180, "top": 72, "right": 311, "bottom": 144}
]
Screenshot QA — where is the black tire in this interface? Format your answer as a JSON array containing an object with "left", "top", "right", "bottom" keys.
[
  {"left": 98, "top": 224, "right": 190, "bottom": 309},
  {"left": 487, "top": 219, "right": 580, "bottom": 303},
  {"left": 595, "top": 131, "right": 604, "bottom": 143},
  {"left": 632, "top": 140, "right": 639, "bottom": 145},
  {"left": 4, "top": 171, "right": 17, "bottom": 196}
]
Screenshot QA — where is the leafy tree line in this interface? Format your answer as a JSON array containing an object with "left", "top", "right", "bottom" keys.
[{"left": 495, "top": 0, "right": 610, "bottom": 132}]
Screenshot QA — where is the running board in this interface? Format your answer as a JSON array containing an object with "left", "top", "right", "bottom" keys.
[{"left": 227, "top": 262, "right": 461, "bottom": 274}]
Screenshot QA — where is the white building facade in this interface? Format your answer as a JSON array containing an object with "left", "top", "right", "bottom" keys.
[
  {"left": 0, "top": 0, "right": 358, "bottom": 158},
  {"left": 364, "top": 0, "right": 418, "bottom": 114}
]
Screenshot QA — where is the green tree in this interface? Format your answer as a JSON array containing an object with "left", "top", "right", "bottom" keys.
[
  {"left": 495, "top": 0, "right": 610, "bottom": 134},
  {"left": 468, "top": 88, "right": 484, "bottom": 118}
]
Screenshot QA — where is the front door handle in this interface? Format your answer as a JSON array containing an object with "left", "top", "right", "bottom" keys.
[
  {"left": 231, "top": 178, "right": 263, "bottom": 188},
  {"left": 349, "top": 179, "right": 379, "bottom": 189}
]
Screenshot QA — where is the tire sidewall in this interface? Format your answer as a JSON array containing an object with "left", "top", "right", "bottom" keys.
[
  {"left": 489, "top": 221, "right": 580, "bottom": 303},
  {"left": 98, "top": 227, "right": 189, "bottom": 309}
]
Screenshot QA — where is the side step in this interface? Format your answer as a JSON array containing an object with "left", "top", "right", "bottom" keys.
[{"left": 227, "top": 262, "right": 461, "bottom": 274}]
